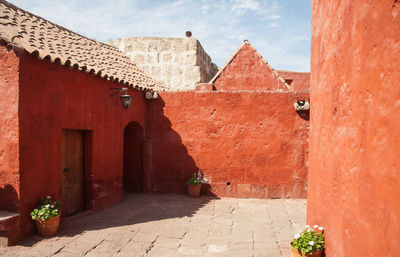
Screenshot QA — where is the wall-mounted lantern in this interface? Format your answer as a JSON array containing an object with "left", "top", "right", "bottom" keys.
[
  {"left": 294, "top": 99, "right": 310, "bottom": 120},
  {"left": 110, "top": 87, "right": 132, "bottom": 109},
  {"left": 294, "top": 100, "right": 310, "bottom": 112},
  {"left": 145, "top": 91, "right": 158, "bottom": 100}
]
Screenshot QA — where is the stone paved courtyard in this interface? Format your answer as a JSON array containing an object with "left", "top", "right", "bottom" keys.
[{"left": 1, "top": 194, "right": 306, "bottom": 257}]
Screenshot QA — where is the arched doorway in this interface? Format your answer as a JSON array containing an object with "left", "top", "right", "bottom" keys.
[{"left": 123, "top": 122, "right": 144, "bottom": 193}]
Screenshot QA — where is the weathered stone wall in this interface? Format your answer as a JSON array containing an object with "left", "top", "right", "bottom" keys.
[
  {"left": 308, "top": 0, "right": 400, "bottom": 256},
  {"left": 107, "top": 37, "right": 218, "bottom": 91}
]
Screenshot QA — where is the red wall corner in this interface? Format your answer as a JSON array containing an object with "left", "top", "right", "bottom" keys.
[
  {"left": 0, "top": 45, "right": 20, "bottom": 213},
  {"left": 308, "top": 0, "right": 400, "bottom": 256}
]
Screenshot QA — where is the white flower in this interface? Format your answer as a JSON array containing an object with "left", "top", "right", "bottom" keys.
[
  {"left": 294, "top": 233, "right": 301, "bottom": 239},
  {"left": 313, "top": 225, "right": 319, "bottom": 229},
  {"left": 309, "top": 241, "right": 315, "bottom": 246},
  {"left": 46, "top": 195, "right": 51, "bottom": 199},
  {"left": 50, "top": 205, "right": 54, "bottom": 208},
  {"left": 318, "top": 227, "right": 324, "bottom": 231},
  {"left": 45, "top": 204, "right": 50, "bottom": 208},
  {"left": 305, "top": 225, "right": 310, "bottom": 229},
  {"left": 305, "top": 225, "right": 310, "bottom": 231}
]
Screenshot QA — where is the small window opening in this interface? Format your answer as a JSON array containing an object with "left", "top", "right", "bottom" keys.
[{"left": 285, "top": 79, "right": 293, "bottom": 86}]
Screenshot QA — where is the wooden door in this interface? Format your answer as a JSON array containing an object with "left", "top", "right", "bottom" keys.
[{"left": 61, "top": 130, "right": 85, "bottom": 216}]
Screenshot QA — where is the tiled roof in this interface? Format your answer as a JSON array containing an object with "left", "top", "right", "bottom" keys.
[
  {"left": 0, "top": 0, "right": 166, "bottom": 92},
  {"left": 209, "top": 40, "right": 290, "bottom": 90}
]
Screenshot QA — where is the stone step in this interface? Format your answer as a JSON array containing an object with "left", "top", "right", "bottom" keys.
[{"left": 0, "top": 210, "right": 20, "bottom": 247}]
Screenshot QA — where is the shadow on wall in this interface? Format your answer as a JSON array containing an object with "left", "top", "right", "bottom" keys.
[
  {"left": 12, "top": 100, "right": 220, "bottom": 245},
  {"left": 148, "top": 97, "right": 216, "bottom": 196},
  {"left": 10, "top": 100, "right": 220, "bottom": 246},
  {"left": 0, "top": 184, "right": 19, "bottom": 212},
  {"left": 296, "top": 110, "right": 309, "bottom": 121}
]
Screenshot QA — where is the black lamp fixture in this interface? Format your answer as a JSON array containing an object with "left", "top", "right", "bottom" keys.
[
  {"left": 294, "top": 99, "right": 310, "bottom": 112},
  {"left": 110, "top": 87, "right": 132, "bottom": 109}
]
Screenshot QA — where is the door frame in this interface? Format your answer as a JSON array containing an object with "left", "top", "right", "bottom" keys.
[
  {"left": 83, "top": 130, "right": 93, "bottom": 210},
  {"left": 60, "top": 129, "right": 93, "bottom": 213},
  {"left": 122, "top": 122, "right": 144, "bottom": 193}
]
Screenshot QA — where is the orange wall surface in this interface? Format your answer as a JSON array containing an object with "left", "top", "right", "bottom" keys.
[
  {"left": 148, "top": 91, "right": 309, "bottom": 198},
  {"left": 0, "top": 46, "right": 20, "bottom": 213},
  {"left": 277, "top": 70, "right": 310, "bottom": 92},
  {"left": 213, "top": 44, "right": 287, "bottom": 91},
  {"left": 14, "top": 50, "right": 147, "bottom": 242},
  {"left": 308, "top": 0, "right": 400, "bottom": 256}
]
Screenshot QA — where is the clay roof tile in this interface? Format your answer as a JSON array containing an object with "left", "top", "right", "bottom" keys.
[{"left": 0, "top": 0, "right": 166, "bottom": 92}]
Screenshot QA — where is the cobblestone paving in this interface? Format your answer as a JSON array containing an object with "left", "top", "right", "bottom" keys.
[{"left": 1, "top": 194, "right": 306, "bottom": 257}]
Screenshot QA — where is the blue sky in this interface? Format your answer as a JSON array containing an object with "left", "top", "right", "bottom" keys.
[{"left": 9, "top": 0, "right": 311, "bottom": 71}]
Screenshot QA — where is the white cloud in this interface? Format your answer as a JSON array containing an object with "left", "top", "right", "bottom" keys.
[
  {"left": 172, "top": 0, "right": 185, "bottom": 7},
  {"left": 201, "top": 4, "right": 209, "bottom": 13},
  {"left": 231, "top": 0, "right": 260, "bottom": 15},
  {"left": 8, "top": 0, "right": 311, "bottom": 71},
  {"left": 269, "top": 22, "right": 280, "bottom": 28}
]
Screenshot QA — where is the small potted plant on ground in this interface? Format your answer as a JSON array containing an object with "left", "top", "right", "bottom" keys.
[
  {"left": 30, "top": 196, "right": 61, "bottom": 236},
  {"left": 186, "top": 171, "right": 203, "bottom": 197},
  {"left": 290, "top": 225, "right": 325, "bottom": 257}
]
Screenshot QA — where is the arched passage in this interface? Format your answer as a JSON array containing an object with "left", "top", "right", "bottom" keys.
[{"left": 123, "top": 121, "right": 144, "bottom": 193}]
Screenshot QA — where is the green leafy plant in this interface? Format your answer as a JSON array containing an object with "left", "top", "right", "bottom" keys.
[
  {"left": 30, "top": 196, "right": 60, "bottom": 221},
  {"left": 291, "top": 225, "right": 325, "bottom": 255},
  {"left": 186, "top": 171, "right": 203, "bottom": 185}
]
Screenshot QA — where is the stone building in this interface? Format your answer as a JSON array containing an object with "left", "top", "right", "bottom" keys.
[{"left": 107, "top": 36, "right": 218, "bottom": 91}]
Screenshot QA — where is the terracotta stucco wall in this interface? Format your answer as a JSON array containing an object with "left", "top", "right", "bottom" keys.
[
  {"left": 0, "top": 46, "right": 20, "bottom": 212},
  {"left": 16, "top": 51, "right": 147, "bottom": 241},
  {"left": 308, "top": 0, "right": 400, "bottom": 256},
  {"left": 213, "top": 44, "right": 287, "bottom": 92},
  {"left": 148, "top": 91, "right": 309, "bottom": 198},
  {"left": 277, "top": 71, "right": 310, "bottom": 92}
]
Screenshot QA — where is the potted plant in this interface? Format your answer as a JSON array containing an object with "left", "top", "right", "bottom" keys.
[
  {"left": 30, "top": 196, "right": 61, "bottom": 236},
  {"left": 186, "top": 171, "right": 203, "bottom": 197},
  {"left": 290, "top": 225, "right": 325, "bottom": 257}
]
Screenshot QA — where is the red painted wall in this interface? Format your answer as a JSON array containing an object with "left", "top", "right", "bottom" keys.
[
  {"left": 308, "top": 0, "right": 400, "bottom": 256},
  {"left": 13, "top": 49, "right": 147, "bottom": 242},
  {"left": 0, "top": 46, "right": 20, "bottom": 213},
  {"left": 277, "top": 70, "right": 310, "bottom": 92},
  {"left": 213, "top": 44, "right": 287, "bottom": 91},
  {"left": 148, "top": 91, "right": 309, "bottom": 198}
]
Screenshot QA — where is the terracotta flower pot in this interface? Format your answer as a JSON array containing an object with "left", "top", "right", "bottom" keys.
[
  {"left": 290, "top": 245, "right": 322, "bottom": 257},
  {"left": 35, "top": 214, "right": 60, "bottom": 236},
  {"left": 187, "top": 184, "right": 201, "bottom": 197}
]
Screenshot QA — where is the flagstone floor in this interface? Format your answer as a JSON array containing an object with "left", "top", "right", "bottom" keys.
[{"left": 1, "top": 194, "right": 306, "bottom": 257}]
